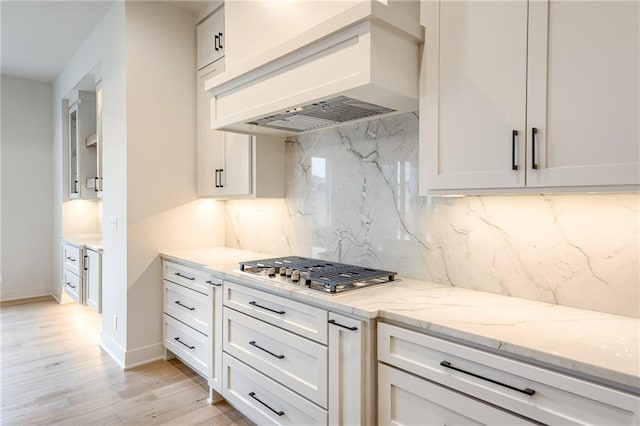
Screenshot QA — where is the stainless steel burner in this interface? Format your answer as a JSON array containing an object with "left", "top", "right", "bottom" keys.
[{"left": 239, "top": 256, "right": 396, "bottom": 294}]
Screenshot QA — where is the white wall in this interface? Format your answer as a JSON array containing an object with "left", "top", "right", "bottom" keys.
[
  {"left": 53, "top": 2, "right": 129, "bottom": 364},
  {"left": 0, "top": 75, "right": 54, "bottom": 301},
  {"left": 124, "top": 1, "right": 225, "bottom": 366},
  {"left": 54, "top": 1, "right": 225, "bottom": 368}
]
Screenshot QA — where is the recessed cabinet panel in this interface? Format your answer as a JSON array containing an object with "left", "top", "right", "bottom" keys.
[
  {"left": 420, "top": 0, "right": 640, "bottom": 194},
  {"left": 422, "top": 0, "right": 528, "bottom": 190},
  {"left": 526, "top": 0, "right": 640, "bottom": 187},
  {"left": 221, "top": 132, "right": 251, "bottom": 196},
  {"left": 197, "top": 7, "right": 225, "bottom": 70},
  {"left": 378, "top": 364, "right": 532, "bottom": 425},
  {"left": 85, "top": 248, "right": 102, "bottom": 313}
]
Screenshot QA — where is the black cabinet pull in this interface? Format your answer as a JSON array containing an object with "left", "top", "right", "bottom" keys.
[
  {"left": 214, "top": 34, "right": 219, "bottom": 51},
  {"left": 531, "top": 127, "right": 538, "bottom": 170},
  {"left": 249, "top": 340, "right": 285, "bottom": 359},
  {"left": 248, "top": 392, "right": 284, "bottom": 416},
  {"left": 440, "top": 361, "right": 535, "bottom": 396},
  {"left": 215, "top": 169, "right": 221, "bottom": 188},
  {"left": 174, "top": 337, "right": 195, "bottom": 350},
  {"left": 66, "top": 256, "right": 76, "bottom": 262},
  {"left": 206, "top": 280, "right": 222, "bottom": 287},
  {"left": 249, "top": 301, "right": 285, "bottom": 315},
  {"left": 328, "top": 319, "right": 358, "bottom": 331},
  {"left": 66, "top": 281, "right": 76, "bottom": 289},
  {"left": 511, "top": 130, "right": 518, "bottom": 171},
  {"left": 83, "top": 255, "right": 88, "bottom": 271},
  {"left": 94, "top": 177, "right": 100, "bottom": 192},
  {"left": 219, "top": 169, "right": 224, "bottom": 188},
  {"left": 73, "top": 180, "right": 79, "bottom": 194},
  {"left": 218, "top": 32, "right": 223, "bottom": 49},
  {"left": 174, "top": 272, "right": 195, "bottom": 281},
  {"left": 174, "top": 300, "right": 195, "bottom": 311}
]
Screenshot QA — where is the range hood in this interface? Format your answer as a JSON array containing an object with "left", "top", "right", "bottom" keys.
[{"left": 204, "top": 1, "right": 424, "bottom": 137}]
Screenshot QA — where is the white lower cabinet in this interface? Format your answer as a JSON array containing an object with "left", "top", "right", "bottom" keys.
[
  {"left": 221, "top": 280, "right": 372, "bottom": 426},
  {"left": 162, "top": 260, "right": 223, "bottom": 396},
  {"left": 223, "top": 353, "right": 327, "bottom": 425},
  {"left": 85, "top": 248, "right": 102, "bottom": 313},
  {"left": 379, "top": 363, "right": 531, "bottom": 425},
  {"left": 163, "top": 313, "right": 211, "bottom": 376},
  {"left": 63, "top": 268, "right": 82, "bottom": 303},
  {"left": 378, "top": 323, "right": 640, "bottom": 425}
]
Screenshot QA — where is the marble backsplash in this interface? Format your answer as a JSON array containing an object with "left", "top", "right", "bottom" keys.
[{"left": 225, "top": 113, "right": 640, "bottom": 318}]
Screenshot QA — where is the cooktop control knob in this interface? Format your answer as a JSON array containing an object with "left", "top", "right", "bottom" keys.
[
  {"left": 291, "top": 271, "right": 300, "bottom": 282},
  {"left": 267, "top": 267, "right": 276, "bottom": 276}
]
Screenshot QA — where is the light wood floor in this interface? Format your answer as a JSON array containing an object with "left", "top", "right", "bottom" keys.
[{"left": 0, "top": 299, "right": 254, "bottom": 425}]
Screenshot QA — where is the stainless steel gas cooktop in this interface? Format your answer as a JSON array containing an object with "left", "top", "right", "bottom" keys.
[{"left": 239, "top": 256, "right": 396, "bottom": 294}]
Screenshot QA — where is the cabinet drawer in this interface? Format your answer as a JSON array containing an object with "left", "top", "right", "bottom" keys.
[
  {"left": 163, "top": 280, "right": 211, "bottom": 336},
  {"left": 63, "top": 270, "right": 81, "bottom": 303},
  {"left": 163, "top": 314, "right": 210, "bottom": 377},
  {"left": 224, "top": 283, "right": 327, "bottom": 344},
  {"left": 163, "top": 261, "right": 212, "bottom": 296},
  {"left": 223, "top": 353, "right": 327, "bottom": 426},
  {"left": 378, "top": 323, "right": 640, "bottom": 425},
  {"left": 223, "top": 307, "right": 328, "bottom": 407},
  {"left": 63, "top": 243, "right": 82, "bottom": 275},
  {"left": 379, "top": 363, "right": 533, "bottom": 425}
]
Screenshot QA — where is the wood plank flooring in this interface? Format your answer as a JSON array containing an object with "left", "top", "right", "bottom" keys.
[{"left": 0, "top": 299, "right": 254, "bottom": 425}]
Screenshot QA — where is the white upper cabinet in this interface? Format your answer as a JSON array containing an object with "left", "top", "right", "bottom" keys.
[
  {"left": 420, "top": 0, "right": 640, "bottom": 194},
  {"left": 196, "top": 40, "right": 284, "bottom": 198},
  {"left": 68, "top": 91, "right": 98, "bottom": 199},
  {"left": 197, "top": 7, "right": 225, "bottom": 70}
]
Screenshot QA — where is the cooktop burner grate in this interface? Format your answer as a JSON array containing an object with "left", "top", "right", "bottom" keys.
[{"left": 239, "top": 256, "right": 396, "bottom": 293}]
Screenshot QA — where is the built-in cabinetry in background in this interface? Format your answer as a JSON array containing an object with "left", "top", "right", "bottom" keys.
[
  {"left": 377, "top": 322, "right": 640, "bottom": 425},
  {"left": 62, "top": 241, "right": 102, "bottom": 313},
  {"left": 196, "top": 7, "right": 284, "bottom": 199},
  {"left": 419, "top": 0, "right": 640, "bottom": 194},
  {"left": 85, "top": 247, "right": 102, "bottom": 313},
  {"left": 67, "top": 84, "right": 103, "bottom": 199}
]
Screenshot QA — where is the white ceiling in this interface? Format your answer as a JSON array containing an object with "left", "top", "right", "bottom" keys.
[{"left": 1, "top": 1, "right": 115, "bottom": 82}]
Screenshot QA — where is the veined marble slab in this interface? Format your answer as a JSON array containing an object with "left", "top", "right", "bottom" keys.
[{"left": 225, "top": 113, "right": 640, "bottom": 318}]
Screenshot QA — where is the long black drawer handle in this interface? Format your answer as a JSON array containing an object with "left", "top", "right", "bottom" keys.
[
  {"left": 328, "top": 319, "right": 358, "bottom": 331},
  {"left": 249, "top": 301, "right": 285, "bottom": 315},
  {"left": 249, "top": 341, "right": 285, "bottom": 359},
  {"left": 248, "top": 392, "right": 284, "bottom": 416},
  {"left": 511, "top": 130, "right": 518, "bottom": 171},
  {"left": 206, "top": 280, "right": 222, "bottom": 287},
  {"left": 66, "top": 281, "right": 76, "bottom": 289},
  {"left": 174, "top": 337, "right": 195, "bottom": 350},
  {"left": 531, "top": 127, "right": 538, "bottom": 170},
  {"left": 174, "top": 272, "right": 195, "bottom": 281},
  {"left": 440, "top": 361, "right": 535, "bottom": 396},
  {"left": 174, "top": 300, "right": 195, "bottom": 311}
]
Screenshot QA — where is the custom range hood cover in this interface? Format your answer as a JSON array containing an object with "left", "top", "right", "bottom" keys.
[{"left": 204, "top": 1, "right": 424, "bottom": 137}]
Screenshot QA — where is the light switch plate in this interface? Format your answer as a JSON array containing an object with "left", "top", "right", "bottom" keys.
[{"left": 108, "top": 216, "right": 118, "bottom": 231}]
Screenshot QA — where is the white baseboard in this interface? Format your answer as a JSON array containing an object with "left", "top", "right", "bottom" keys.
[
  {"left": 99, "top": 332, "right": 126, "bottom": 369},
  {"left": 124, "top": 342, "right": 165, "bottom": 370}
]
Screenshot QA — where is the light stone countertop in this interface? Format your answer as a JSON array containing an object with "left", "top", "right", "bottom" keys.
[
  {"left": 64, "top": 234, "right": 103, "bottom": 251},
  {"left": 160, "top": 247, "right": 640, "bottom": 393}
]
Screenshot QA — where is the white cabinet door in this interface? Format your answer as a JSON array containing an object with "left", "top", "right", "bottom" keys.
[
  {"left": 421, "top": 0, "right": 528, "bottom": 191},
  {"left": 526, "top": 0, "right": 640, "bottom": 187},
  {"left": 85, "top": 249, "right": 101, "bottom": 313},
  {"left": 68, "top": 91, "right": 98, "bottom": 199},
  {"left": 197, "top": 61, "right": 226, "bottom": 197},
  {"left": 328, "top": 313, "right": 364, "bottom": 426},
  {"left": 209, "top": 276, "right": 224, "bottom": 395},
  {"left": 221, "top": 133, "right": 252, "bottom": 197},
  {"left": 197, "top": 7, "right": 225, "bottom": 70},
  {"left": 420, "top": 0, "right": 640, "bottom": 194},
  {"left": 378, "top": 364, "right": 533, "bottom": 425}
]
